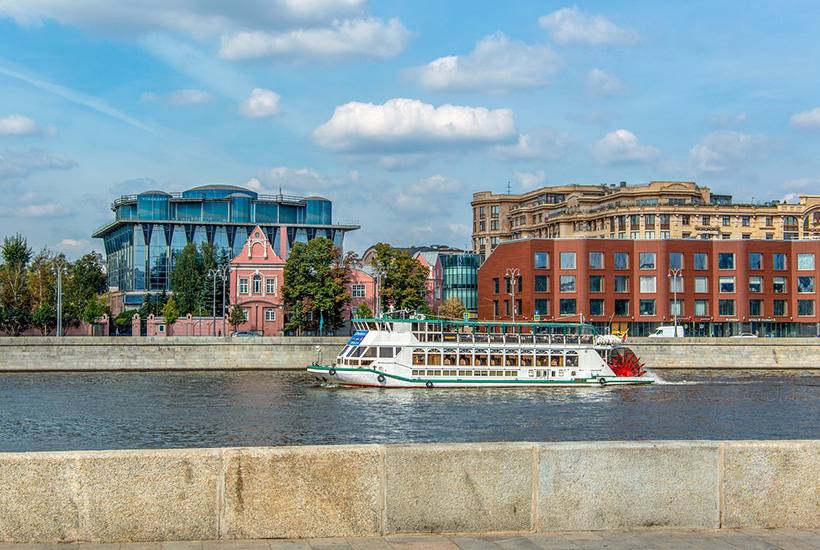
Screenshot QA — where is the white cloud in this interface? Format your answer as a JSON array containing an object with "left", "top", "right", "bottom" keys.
[
  {"left": 710, "top": 112, "right": 747, "bottom": 128},
  {"left": 239, "top": 88, "right": 281, "bottom": 119},
  {"left": 313, "top": 98, "right": 517, "bottom": 154},
  {"left": 586, "top": 68, "right": 623, "bottom": 96},
  {"left": 219, "top": 17, "right": 409, "bottom": 60},
  {"left": 513, "top": 170, "right": 546, "bottom": 190},
  {"left": 592, "top": 129, "right": 659, "bottom": 164},
  {"left": 19, "top": 201, "right": 72, "bottom": 218},
  {"left": 539, "top": 7, "right": 638, "bottom": 46},
  {"left": 0, "top": 1, "right": 367, "bottom": 37},
  {"left": 167, "top": 88, "right": 213, "bottom": 105},
  {"left": 491, "top": 130, "right": 569, "bottom": 161},
  {"left": 254, "top": 166, "right": 339, "bottom": 193},
  {"left": 395, "top": 175, "right": 461, "bottom": 213},
  {"left": 0, "top": 148, "right": 76, "bottom": 180},
  {"left": 0, "top": 114, "right": 40, "bottom": 135},
  {"left": 783, "top": 177, "right": 820, "bottom": 189},
  {"left": 790, "top": 107, "right": 820, "bottom": 129},
  {"left": 688, "top": 131, "right": 754, "bottom": 173},
  {"left": 413, "top": 33, "right": 560, "bottom": 92}
]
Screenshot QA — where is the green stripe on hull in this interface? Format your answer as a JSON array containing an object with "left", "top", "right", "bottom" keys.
[{"left": 306, "top": 365, "right": 653, "bottom": 385}]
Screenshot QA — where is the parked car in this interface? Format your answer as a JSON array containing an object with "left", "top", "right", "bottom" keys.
[
  {"left": 730, "top": 332, "right": 758, "bottom": 338},
  {"left": 231, "top": 331, "right": 261, "bottom": 337},
  {"left": 648, "top": 325, "right": 685, "bottom": 338}
]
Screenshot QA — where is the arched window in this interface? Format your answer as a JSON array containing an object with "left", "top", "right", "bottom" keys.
[{"left": 252, "top": 274, "right": 262, "bottom": 293}]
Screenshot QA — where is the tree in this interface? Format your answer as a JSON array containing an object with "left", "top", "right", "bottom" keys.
[
  {"left": 355, "top": 302, "right": 373, "bottom": 319},
  {"left": 283, "top": 238, "right": 352, "bottom": 335},
  {"left": 171, "top": 243, "right": 204, "bottom": 316},
  {"left": 371, "top": 243, "right": 428, "bottom": 313},
  {"left": 438, "top": 297, "right": 466, "bottom": 320},
  {"left": 228, "top": 304, "right": 246, "bottom": 333},
  {"left": 31, "top": 303, "right": 57, "bottom": 336},
  {"left": 63, "top": 252, "right": 107, "bottom": 327},
  {"left": 0, "top": 234, "right": 33, "bottom": 335},
  {"left": 162, "top": 297, "right": 180, "bottom": 335},
  {"left": 81, "top": 295, "right": 107, "bottom": 325}
]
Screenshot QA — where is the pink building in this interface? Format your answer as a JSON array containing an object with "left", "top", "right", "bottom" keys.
[
  {"left": 348, "top": 268, "right": 376, "bottom": 318},
  {"left": 228, "top": 225, "right": 286, "bottom": 336}
]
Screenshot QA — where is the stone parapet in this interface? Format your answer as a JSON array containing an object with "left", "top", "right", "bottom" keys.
[
  {"left": 0, "top": 440, "right": 816, "bottom": 542},
  {"left": 627, "top": 337, "right": 820, "bottom": 369}
]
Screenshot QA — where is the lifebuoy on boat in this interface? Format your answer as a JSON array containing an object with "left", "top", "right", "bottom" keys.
[
  {"left": 329, "top": 368, "right": 336, "bottom": 376},
  {"left": 377, "top": 374, "right": 386, "bottom": 383},
  {"left": 426, "top": 380, "right": 433, "bottom": 389},
  {"left": 598, "top": 377, "right": 607, "bottom": 386}
]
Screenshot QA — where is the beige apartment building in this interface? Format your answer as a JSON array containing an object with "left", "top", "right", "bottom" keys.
[{"left": 472, "top": 181, "right": 820, "bottom": 256}]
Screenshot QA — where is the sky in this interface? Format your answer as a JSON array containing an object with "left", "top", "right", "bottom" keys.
[{"left": 1, "top": 1, "right": 820, "bottom": 257}]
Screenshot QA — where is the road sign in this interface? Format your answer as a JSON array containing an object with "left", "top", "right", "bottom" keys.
[
  {"left": 463, "top": 312, "right": 470, "bottom": 322},
  {"left": 534, "top": 313, "right": 541, "bottom": 322}
]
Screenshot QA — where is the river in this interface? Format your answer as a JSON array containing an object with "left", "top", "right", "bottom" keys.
[{"left": 1, "top": 370, "right": 818, "bottom": 452}]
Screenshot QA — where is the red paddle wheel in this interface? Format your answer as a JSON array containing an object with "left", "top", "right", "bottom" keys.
[{"left": 608, "top": 348, "right": 646, "bottom": 377}]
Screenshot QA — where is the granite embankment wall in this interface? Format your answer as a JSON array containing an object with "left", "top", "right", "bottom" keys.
[
  {"left": 0, "top": 440, "right": 816, "bottom": 542},
  {"left": 1, "top": 336, "right": 820, "bottom": 371}
]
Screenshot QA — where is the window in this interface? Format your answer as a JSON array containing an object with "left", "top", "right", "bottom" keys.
[
  {"left": 266, "top": 277, "right": 277, "bottom": 295},
  {"left": 645, "top": 214, "right": 656, "bottom": 226},
  {"left": 773, "top": 276, "right": 787, "bottom": 293},
  {"left": 614, "top": 299, "right": 629, "bottom": 316},
  {"left": 798, "top": 300, "right": 815, "bottom": 316},
  {"left": 630, "top": 214, "right": 640, "bottom": 228},
  {"left": 797, "top": 276, "right": 815, "bottom": 293},
  {"left": 669, "top": 252, "right": 683, "bottom": 270},
  {"left": 559, "top": 275, "right": 576, "bottom": 292},
  {"left": 773, "top": 300, "right": 787, "bottom": 316},
  {"left": 681, "top": 214, "right": 690, "bottom": 225},
  {"left": 534, "top": 275, "right": 549, "bottom": 292},
  {"left": 765, "top": 216, "right": 773, "bottom": 227},
  {"left": 749, "top": 253, "right": 762, "bottom": 270},
  {"left": 660, "top": 231, "right": 670, "bottom": 239},
  {"left": 264, "top": 308, "right": 276, "bottom": 321},
  {"left": 645, "top": 231, "right": 655, "bottom": 240},
  {"left": 352, "top": 284, "right": 366, "bottom": 298},
  {"left": 798, "top": 253, "right": 815, "bottom": 271},
  {"left": 694, "top": 300, "right": 708, "bottom": 316},
  {"left": 742, "top": 216, "right": 750, "bottom": 227},
  {"left": 493, "top": 278, "right": 500, "bottom": 294},
  {"left": 560, "top": 252, "right": 576, "bottom": 269},
  {"left": 722, "top": 215, "right": 730, "bottom": 226},
  {"left": 534, "top": 252, "right": 549, "bottom": 269},
  {"left": 749, "top": 276, "right": 762, "bottom": 293},
  {"left": 639, "top": 252, "right": 656, "bottom": 270},
  {"left": 639, "top": 299, "right": 656, "bottom": 316},
  {"left": 589, "top": 275, "right": 604, "bottom": 293},
  {"left": 718, "top": 253, "right": 735, "bottom": 269},
  {"left": 491, "top": 205, "right": 499, "bottom": 217},
  {"left": 589, "top": 252, "right": 604, "bottom": 269},
  {"left": 589, "top": 299, "right": 604, "bottom": 316},
  {"left": 614, "top": 252, "right": 629, "bottom": 269},
  {"left": 252, "top": 274, "right": 262, "bottom": 294},
  {"left": 490, "top": 220, "right": 499, "bottom": 231},
  {"left": 693, "top": 253, "right": 708, "bottom": 270},
  {"left": 773, "top": 253, "right": 787, "bottom": 270},
  {"left": 534, "top": 299, "right": 549, "bottom": 315},
  {"left": 749, "top": 300, "right": 762, "bottom": 317},
  {"left": 719, "top": 276, "right": 736, "bottom": 293},
  {"left": 702, "top": 215, "right": 710, "bottom": 226},
  {"left": 493, "top": 300, "right": 499, "bottom": 317},
  {"left": 639, "top": 276, "right": 657, "bottom": 293},
  {"left": 242, "top": 308, "right": 250, "bottom": 321},
  {"left": 631, "top": 231, "right": 640, "bottom": 240},
  {"left": 669, "top": 274, "right": 683, "bottom": 293},
  {"left": 614, "top": 275, "right": 630, "bottom": 293},
  {"left": 669, "top": 299, "right": 683, "bottom": 316},
  {"left": 694, "top": 276, "right": 709, "bottom": 293},
  {"left": 718, "top": 300, "right": 735, "bottom": 316},
  {"left": 559, "top": 299, "right": 576, "bottom": 315},
  {"left": 239, "top": 277, "right": 249, "bottom": 294}
]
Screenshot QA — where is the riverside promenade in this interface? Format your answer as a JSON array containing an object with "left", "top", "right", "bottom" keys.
[{"left": 1, "top": 530, "right": 817, "bottom": 549}]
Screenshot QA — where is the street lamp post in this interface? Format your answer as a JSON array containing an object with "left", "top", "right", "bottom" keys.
[
  {"left": 54, "top": 261, "right": 65, "bottom": 337},
  {"left": 668, "top": 267, "right": 683, "bottom": 337},
  {"left": 208, "top": 264, "right": 230, "bottom": 336},
  {"left": 505, "top": 267, "right": 520, "bottom": 322}
]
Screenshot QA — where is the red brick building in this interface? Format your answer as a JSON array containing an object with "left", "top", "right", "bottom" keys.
[{"left": 478, "top": 238, "right": 820, "bottom": 337}]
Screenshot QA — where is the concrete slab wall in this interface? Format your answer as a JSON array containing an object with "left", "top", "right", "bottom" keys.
[
  {"left": 0, "top": 440, "right": 816, "bottom": 542},
  {"left": 1, "top": 336, "right": 819, "bottom": 371}
]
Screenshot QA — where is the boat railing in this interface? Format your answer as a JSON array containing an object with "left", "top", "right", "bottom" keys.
[{"left": 424, "top": 332, "right": 595, "bottom": 346}]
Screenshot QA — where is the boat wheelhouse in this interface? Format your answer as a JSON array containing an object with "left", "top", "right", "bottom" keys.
[{"left": 307, "top": 317, "right": 653, "bottom": 388}]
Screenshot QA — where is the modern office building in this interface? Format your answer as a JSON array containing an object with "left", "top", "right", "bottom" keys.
[
  {"left": 437, "top": 253, "right": 482, "bottom": 312},
  {"left": 478, "top": 238, "right": 820, "bottom": 337},
  {"left": 93, "top": 184, "right": 358, "bottom": 306},
  {"left": 472, "top": 180, "right": 820, "bottom": 257}
]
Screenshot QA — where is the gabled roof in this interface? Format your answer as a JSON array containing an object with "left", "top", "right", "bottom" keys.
[{"left": 230, "top": 225, "right": 284, "bottom": 266}]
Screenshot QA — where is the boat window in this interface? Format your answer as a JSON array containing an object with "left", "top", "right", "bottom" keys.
[
  {"left": 458, "top": 352, "right": 473, "bottom": 366},
  {"left": 490, "top": 334, "right": 505, "bottom": 344},
  {"left": 474, "top": 352, "right": 488, "bottom": 366},
  {"left": 551, "top": 370, "right": 556, "bottom": 377},
  {"left": 351, "top": 347, "right": 365, "bottom": 357},
  {"left": 457, "top": 333, "right": 473, "bottom": 343},
  {"left": 360, "top": 359, "right": 373, "bottom": 366},
  {"left": 520, "top": 353, "right": 534, "bottom": 367},
  {"left": 550, "top": 353, "right": 565, "bottom": 367},
  {"left": 473, "top": 333, "right": 489, "bottom": 343},
  {"left": 364, "top": 347, "right": 378, "bottom": 357},
  {"left": 443, "top": 351, "right": 457, "bottom": 366},
  {"left": 378, "top": 347, "right": 394, "bottom": 358},
  {"left": 506, "top": 334, "right": 521, "bottom": 345},
  {"left": 412, "top": 349, "right": 425, "bottom": 365},
  {"left": 505, "top": 353, "right": 519, "bottom": 367},
  {"left": 535, "top": 334, "right": 550, "bottom": 344},
  {"left": 427, "top": 349, "right": 442, "bottom": 366},
  {"left": 566, "top": 352, "right": 579, "bottom": 367},
  {"left": 489, "top": 352, "right": 504, "bottom": 367},
  {"left": 535, "top": 352, "right": 549, "bottom": 367}
]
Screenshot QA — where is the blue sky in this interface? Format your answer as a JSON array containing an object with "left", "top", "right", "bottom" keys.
[{"left": 1, "top": 1, "right": 820, "bottom": 256}]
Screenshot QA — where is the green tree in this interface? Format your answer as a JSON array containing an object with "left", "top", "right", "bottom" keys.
[
  {"left": 0, "top": 234, "right": 33, "bottom": 335},
  {"left": 228, "top": 304, "right": 246, "bottom": 333},
  {"left": 355, "top": 302, "right": 373, "bottom": 319},
  {"left": 162, "top": 297, "right": 180, "bottom": 335},
  {"left": 437, "top": 297, "right": 466, "bottom": 320},
  {"left": 81, "top": 295, "right": 107, "bottom": 325},
  {"left": 371, "top": 243, "right": 428, "bottom": 313},
  {"left": 114, "top": 309, "right": 134, "bottom": 330},
  {"left": 170, "top": 243, "right": 204, "bottom": 315},
  {"left": 283, "top": 238, "right": 352, "bottom": 335},
  {"left": 63, "top": 252, "right": 107, "bottom": 327},
  {"left": 31, "top": 303, "right": 57, "bottom": 336}
]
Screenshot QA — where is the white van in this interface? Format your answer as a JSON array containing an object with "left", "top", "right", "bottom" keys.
[{"left": 648, "top": 325, "right": 685, "bottom": 338}]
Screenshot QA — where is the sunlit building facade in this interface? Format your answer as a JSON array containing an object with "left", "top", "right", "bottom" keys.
[{"left": 93, "top": 184, "right": 358, "bottom": 306}]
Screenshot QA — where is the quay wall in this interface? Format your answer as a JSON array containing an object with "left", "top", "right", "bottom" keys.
[
  {"left": 0, "top": 440, "right": 816, "bottom": 542},
  {"left": 1, "top": 336, "right": 819, "bottom": 371}
]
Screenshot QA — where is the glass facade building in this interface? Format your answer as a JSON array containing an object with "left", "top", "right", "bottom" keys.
[
  {"left": 93, "top": 185, "right": 358, "bottom": 304},
  {"left": 440, "top": 253, "right": 482, "bottom": 311}
]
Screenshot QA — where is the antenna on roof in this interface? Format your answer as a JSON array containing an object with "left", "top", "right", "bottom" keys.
[
  {"left": 278, "top": 186, "right": 283, "bottom": 200},
  {"left": 507, "top": 180, "right": 511, "bottom": 195}
]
